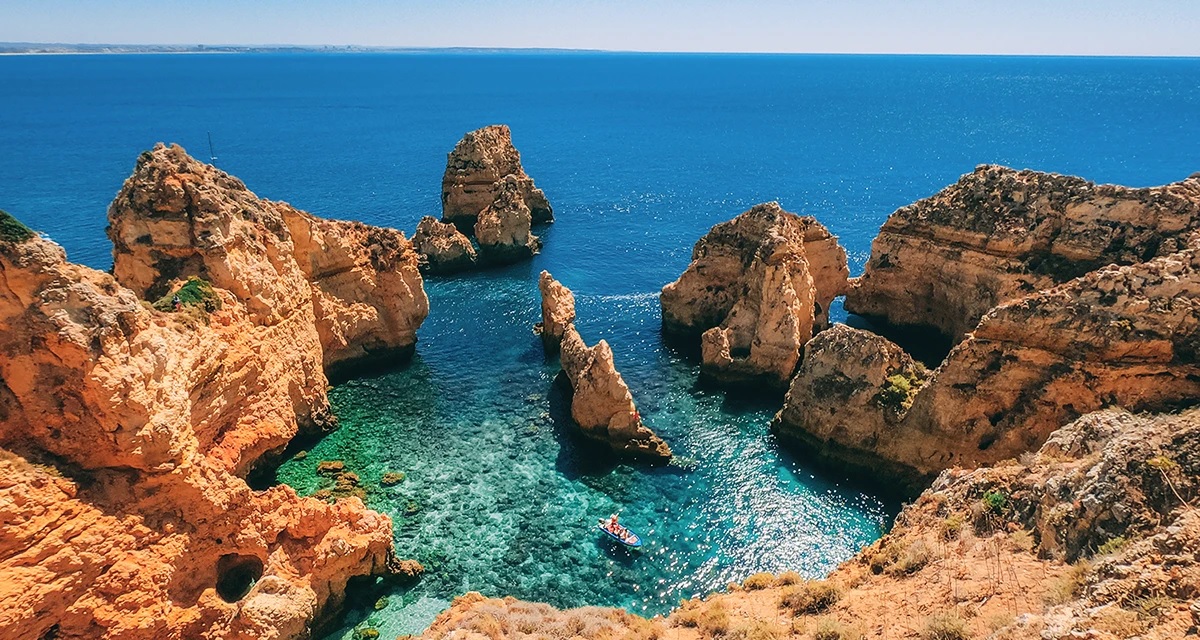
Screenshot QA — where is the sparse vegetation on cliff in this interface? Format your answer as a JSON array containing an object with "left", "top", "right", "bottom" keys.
[
  {"left": 0, "top": 209, "right": 34, "bottom": 243},
  {"left": 152, "top": 276, "right": 222, "bottom": 313},
  {"left": 877, "top": 370, "right": 925, "bottom": 411}
]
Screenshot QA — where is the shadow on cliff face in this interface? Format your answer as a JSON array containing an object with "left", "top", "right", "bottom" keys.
[{"left": 844, "top": 314, "right": 955, "bottom": 369}]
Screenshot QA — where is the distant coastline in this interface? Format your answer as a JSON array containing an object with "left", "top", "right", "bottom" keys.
[{"left": 1, "top": 43, "right": 1198, "bottom": 58}]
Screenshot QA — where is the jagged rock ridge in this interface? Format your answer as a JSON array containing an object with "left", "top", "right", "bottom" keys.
[
  {"left": 539, "top": 272, "right": 671, "bottom": 461},
  {"left": 847, "top": 165, "right": 1200, "bottom": 342}
]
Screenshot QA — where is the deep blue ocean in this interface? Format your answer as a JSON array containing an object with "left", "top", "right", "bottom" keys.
[{"left": 2, "top": 53, "right": 1198, "bottom": 637}]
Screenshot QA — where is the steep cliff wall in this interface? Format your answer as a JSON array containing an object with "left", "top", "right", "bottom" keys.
[
  {"left": 441, "top": 124, "right": 553, "bottom": 226},
  {"left": 660, "top": 203, "right": 849, "bottom": 388},
  {"left": 847, "top": 166, "right": 1200, "bottom": 342},
  {"left": 0, "top": 146, "right": 429, "bottom": 639}
]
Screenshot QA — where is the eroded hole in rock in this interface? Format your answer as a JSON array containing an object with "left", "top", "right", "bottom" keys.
[{"left": 215, "top": 553, "right": 263, "bottom": 603}]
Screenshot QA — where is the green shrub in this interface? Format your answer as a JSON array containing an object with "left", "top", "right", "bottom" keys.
[
  {"left": 152, "top": 277, "right": 221, "bottom": 313},
  {"left": 1096, "top": 535, "right": 1128, "bottom": 556},
  {"left": 0, "top": 209, "right": 35, "bottom": 243},
  {"left": 982, "top": 490, "right": 1008, "bottom": 514},
  {"left": 877, "top": 371, "right": 925, "bottom": 411}
]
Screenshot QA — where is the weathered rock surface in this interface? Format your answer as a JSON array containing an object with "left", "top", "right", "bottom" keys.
[
  {"left": 538, "top": 270, "right": 669, "bottom": 461},
  {"left": 411, "top": 216, "right": 477, "bottom": 274},
  {"left": 441, "top": 124, "right": 553, "bottom": 226},
  {"left": 0, "top": 146, "right": 428, "bottom": 639},
  {"left": 109, "top": 143, "right": 429, "bottom": 379},
  {"left": 772, "top": 324, "right": 928, "bottom": 483},
  {"left": 777, "top": 238, "right": 1200, "bottom": 486},
  {"left": 474, "top": 174, "right": 541, "bottom": 263},
  {"left": 558, "top": 325, "right": 671, "bottom": 461},
  {"left": 660, "top": 202, "right": 849, "bottom": 387},
  {"left": 847, "top": 165, "right": 1200, "bottom": 342},
  {"left": 536, "top": 270, "right": 575, "bottom": 352}
]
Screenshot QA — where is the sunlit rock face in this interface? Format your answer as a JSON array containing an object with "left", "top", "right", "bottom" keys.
[{"left": 661, "top": 202, "right": 849, "bottom": 388}]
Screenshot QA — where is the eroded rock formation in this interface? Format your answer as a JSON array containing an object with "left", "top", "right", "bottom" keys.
[
  {"left": 660, "top": 202, "right": 849, "bottom": 387},
  {"left": 536, "top": 270, "right": 575, "bottom": 352},
  {"left": 109, "top": 144, "right": 429, "bottom": 380},
  {"left": 0, "top": 145, "right": 429, "bottom": 639},
  {"left": 412, "top": 216, "right": 477, "bottom": 274},
  {"left": 538, "top": 272, "right": 669, "bottom": 461},
  {"left": 442, "top": 124, "right": 552, "bottom": 226},
  {"left": 847, "top": 165, "right": 1200, "bottom": 342},
  {"left": 474, "top": 174, "right": 541, "bottom": 262},
  {"left": 559, "top": 326, "right": 672, "bottom": 461}
]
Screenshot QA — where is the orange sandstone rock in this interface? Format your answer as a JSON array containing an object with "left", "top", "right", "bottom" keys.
[{"left": 441, "top": 124, "right": 553, "bottom": 226}]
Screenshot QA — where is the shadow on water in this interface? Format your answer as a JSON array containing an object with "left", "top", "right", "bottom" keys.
[{"left": 549, "top": 372, "right": 623, "bottom": 480}]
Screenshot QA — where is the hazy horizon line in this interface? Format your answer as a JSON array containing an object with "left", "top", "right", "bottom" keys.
[{"left": 2, "top": 42, "right": 1200, "bottom": 60}]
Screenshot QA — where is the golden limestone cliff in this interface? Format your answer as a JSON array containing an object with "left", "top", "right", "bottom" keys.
[
  {"left": 660, "top": 203, "right": 849, "bottom": 388},
  {"left": 539, "top": 272, "right": 671, "bottom": 461},
  {"left": 0, "top": 144, "right": 428, "bottom": 640},
  {"left": 425, "top": 125, "right": 553, "bottom": 268},
  {"left": 846, "top": 165, "right": 1200, "bottom": 342},
  {"left": 775, "top": 170, "right": 1200, "bottom": 488}
]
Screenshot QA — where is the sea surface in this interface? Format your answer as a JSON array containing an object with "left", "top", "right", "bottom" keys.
[{"left": 2, "top": 53, "right": 1198, "bottom": 637}]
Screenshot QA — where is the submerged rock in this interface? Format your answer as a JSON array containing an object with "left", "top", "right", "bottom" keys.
[
  {"left": 412, "top": 216, "right": 477, "bottom": 274},
  {"left": 537, "top": 270, "right": 576, "bottom": 352},
  {"left": 660, "top": 202, "right": 849, "bottom": 388},
  {"left": 847, "top": 165, "right": 1200, "bottom": 342},
  {"left": 442, "top": 124, "right": 553, "bottom": 226},
  {"left": 559, "top": 326, "right": 672, "bottom": 461}
]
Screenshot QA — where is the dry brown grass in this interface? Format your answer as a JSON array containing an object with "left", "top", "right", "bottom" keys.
[
  {"left": 742, "top": 572, "right": 776, "bottom": 591},
  {"left": 919, "top": 612, "right": 969, "bottom": 640},
  {"left": 1044, "top": 559, "right": 1091, "bottom": 605},
  {"left": 1091, "top": 605, "right": 1146, "bottom": 637},
  {"left": 774, "top": 571, "right": 803, "bottom": 586},
  {"left": 724, "top": 619, "right": 787, "bottom": 640},
  {"left": 779, "top": 580, "right": 840, "bottom": 615},
  {"left": 809, "top": 616, "right": 862, "bottom": 640}
]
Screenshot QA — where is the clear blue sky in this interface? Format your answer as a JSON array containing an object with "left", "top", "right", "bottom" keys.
[{"left": 3, "top": 0, "right": 1198, "bottom": 56}]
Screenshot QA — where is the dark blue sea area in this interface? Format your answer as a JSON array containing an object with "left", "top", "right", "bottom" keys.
[{"left": 2, "top": 52, "right": 1198, "bottom": 636}]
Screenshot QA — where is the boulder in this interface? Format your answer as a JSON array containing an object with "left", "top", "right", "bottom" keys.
[{"left": 412, "top": 216, "right": 477, "bottom": 274}]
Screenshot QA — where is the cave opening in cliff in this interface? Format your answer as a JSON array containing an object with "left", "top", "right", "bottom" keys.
[{"left": 215, "top": 553, "right": 264, "bottom": 603}]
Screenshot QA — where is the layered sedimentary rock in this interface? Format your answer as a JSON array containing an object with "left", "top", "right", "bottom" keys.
[
  {"left": 109, "top": 144, "right": 429, "bottom": 379},
  {"left": 424, "top": 408, "right": 1200, "bottom": 640},
  {"left": 411, "top": 216, "right": 477, "bottom": 274},
  {"left": 474, "top": 174, "right": 541, "bottom": 262},
  {"left": 536, "top": 270, "right": 575, "bottom": 352},
  {"left": 660, "top": 202, "right": 849, "bottom": 387},
  {"left": 0, "top": 146, "right": 428, "bottom": 639},
  {"left": 442, "top": 124, "right": 553, "bottom": 226},
  {"left": 559, "top": 326, "right": 671, "bottom": 461},
  {"left": 847, "top": 165, "right": 1200, "bottom": 341},
  {"left": 778, "top": 239, "right": 1200, "bottom": 486}
]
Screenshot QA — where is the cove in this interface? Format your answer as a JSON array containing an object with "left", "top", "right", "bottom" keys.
[{"left": 273, "top": 258, "right": 895, "bottom": 637}]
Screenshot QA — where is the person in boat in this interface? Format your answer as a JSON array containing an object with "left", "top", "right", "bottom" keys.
[{"left": 605, "top": 513, "right": 620, "bottom": 533}]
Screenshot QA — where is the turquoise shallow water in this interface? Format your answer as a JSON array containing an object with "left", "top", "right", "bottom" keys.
[
  {"left": 3, "top": 52, "right": 1198, "bottom": 637},
  {"left": 275, "top": 263, "right": 894, "bottom": 637}
]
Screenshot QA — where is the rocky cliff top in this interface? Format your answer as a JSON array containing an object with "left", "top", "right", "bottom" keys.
[{"left": 847, "top": 165, "right": 1200, "bottom": 340}]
